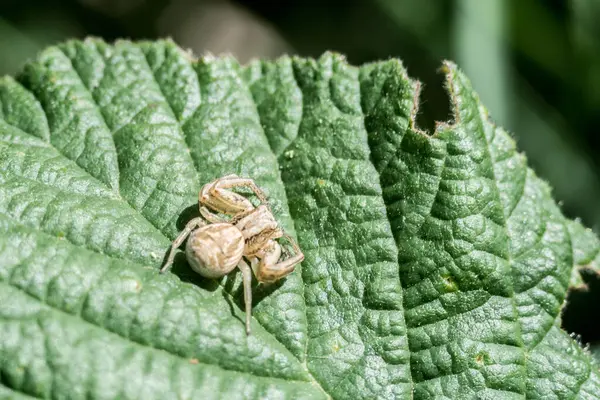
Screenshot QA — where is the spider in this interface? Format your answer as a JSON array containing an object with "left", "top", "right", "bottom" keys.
[{"left": 159, "top": 175, "right": 304, "bottom": 334}]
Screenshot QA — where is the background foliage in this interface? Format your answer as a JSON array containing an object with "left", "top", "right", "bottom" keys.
[{"left": 2, "top": 0, "right": 600, "bottom": 367}]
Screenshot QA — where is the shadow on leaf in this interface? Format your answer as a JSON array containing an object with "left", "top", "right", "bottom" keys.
[
  {"left": 167, "top": 252, "right": 221, "bottom": 293},
  {"left": 176, "top": 202, "right": 201, "bottom": 230}
]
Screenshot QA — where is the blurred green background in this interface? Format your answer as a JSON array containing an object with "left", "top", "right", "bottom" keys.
[{"left": 2, "top": 0, "right": 600, "bottom": 342}]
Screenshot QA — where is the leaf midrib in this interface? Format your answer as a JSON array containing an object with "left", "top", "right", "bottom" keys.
[
  {"left": 250, "top": 56, "right": 413, "bottom": 398},
  {"left": 242, "top": 58, "right": 337, "bottom": 398}
]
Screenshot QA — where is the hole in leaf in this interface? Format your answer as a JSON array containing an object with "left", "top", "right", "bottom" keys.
[
  {"left": 562, "top": 269, "right": 600, "bottom": 344},
  {"left": 412, "top": 67, "right": 452, "bottom": 134}
]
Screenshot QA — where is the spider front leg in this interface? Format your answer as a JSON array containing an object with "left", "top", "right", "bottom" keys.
[
  {"left": 200, "top": 176, "right": 270, "bottom": 216},
  {"left": 213, "top": 175, "right": 269, "bottom": 205},
  {"left": 159, "top": 217, "right": 207, "bottom": 274},
  {"left": 251, "top": 237, "right": 304, "bottom": 284},
  {"left": 281, "top": 233, "right": 303, "bottom": 258}
]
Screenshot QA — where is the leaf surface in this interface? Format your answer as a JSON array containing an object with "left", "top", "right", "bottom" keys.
[{"left": 0, "top": 39, "right": 598, "bottom": 399}]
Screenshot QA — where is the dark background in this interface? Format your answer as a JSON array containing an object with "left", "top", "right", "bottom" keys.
[{"left": 1, "top": 0, "right": 599, "bottom": 346}]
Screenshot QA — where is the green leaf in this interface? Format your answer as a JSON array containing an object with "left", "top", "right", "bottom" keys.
[{"left": 0, "top": 38, "right": 599, "bottom": 399}]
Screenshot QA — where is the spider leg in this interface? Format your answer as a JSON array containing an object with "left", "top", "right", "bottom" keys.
[
  {"left": 200, "top": 177, "right": 255, "bottom": 215},
  {"left": 281, "top": 232, "right": 302, "bottom": 256},
  {"left": 252, "top": 239, "right": 304, "bottom": 283},
  {"left": 212, "top": 177, "right": 269, "bottom": 205},
  {"left": 218, "top": 174, "right": 240, "bottom": 180},
  {"left": 237, "top": 258, "right": 253, "bottom": 335},
  {"left": 200, "top": 206, "right": 228, "bottom": 224},
  {"left": 160, "top": 217, "right": 207, "bottom": 274}
]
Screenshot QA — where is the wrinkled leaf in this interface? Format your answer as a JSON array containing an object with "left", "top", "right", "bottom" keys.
[{"left": 0, "top": 38, "right": 599, "bottom": 399}]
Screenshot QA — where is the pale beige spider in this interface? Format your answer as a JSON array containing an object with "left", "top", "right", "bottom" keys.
[{"left": 159, "top": 175, "right": 304, "bottom": 335}]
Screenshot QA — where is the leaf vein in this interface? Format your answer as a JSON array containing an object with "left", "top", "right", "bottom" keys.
[{"left": 56, "top": 45, "right": 121, "bottom": 194}]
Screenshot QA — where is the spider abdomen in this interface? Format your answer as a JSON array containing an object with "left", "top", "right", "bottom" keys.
[{"left": 185, "top": 223, "right": 245, "bottom": 278}]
